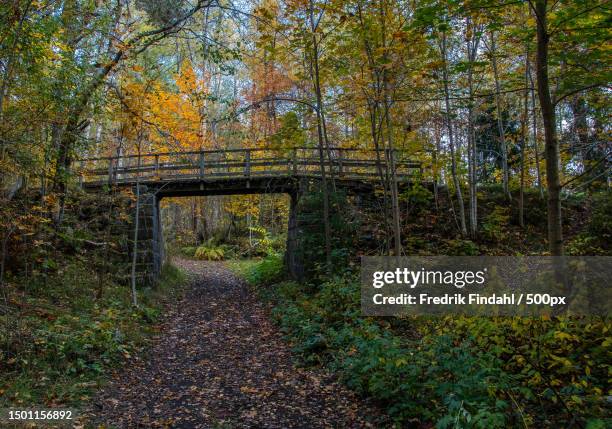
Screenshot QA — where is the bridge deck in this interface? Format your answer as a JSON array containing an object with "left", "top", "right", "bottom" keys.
[{"left": 78, "top": 147, "right": 422, "bottom": 191}]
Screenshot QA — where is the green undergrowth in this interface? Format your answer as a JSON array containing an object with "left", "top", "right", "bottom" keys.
[
  {"left": 176, "top": 227, "right": 287, "bottom": 262},
  {"left": 233, "top": 258, "right": 610, "bottom": 428},
  {"left": 0, "top": 261, "right": 186, "bottom": 408},
  {"left": 226, "top": 253, "right": 285, "bottom": 286}
]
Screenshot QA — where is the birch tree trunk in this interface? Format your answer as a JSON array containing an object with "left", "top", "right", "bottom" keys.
[
  {"left": 441, "top": 33, "right": 467, "bottom": 236},
  {"left": 520, "top": 45, "right": 530, "bottom": 228},
  {"left": 465, "top": 18, "right": 481, "bottom": 238},
  {"left": 489, "top": 31, "right": 511, "bottom": 201},
  {"left": 528, "top": 60, "right": 544, "bottom": 198}
]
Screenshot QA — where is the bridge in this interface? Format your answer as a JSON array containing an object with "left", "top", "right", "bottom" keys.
[
  {"left": 78, "top": 147, "right": 422, "bottom": 284},
  {"left": 78, "top": 147, "right": 422, "bottom": 192}
]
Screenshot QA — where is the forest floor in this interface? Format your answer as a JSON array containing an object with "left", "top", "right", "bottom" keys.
[{"left": 82, "top": 258, "right": 385, "bottom": 428}]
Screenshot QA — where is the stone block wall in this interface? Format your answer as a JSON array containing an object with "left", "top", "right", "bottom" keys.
[{"left": 131, "top": 185, "right": 164, "bottom": 287}]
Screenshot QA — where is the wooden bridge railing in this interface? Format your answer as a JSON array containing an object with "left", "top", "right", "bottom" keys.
[{"left": 77, "top": 147, "right": 422, "bottom": 186}]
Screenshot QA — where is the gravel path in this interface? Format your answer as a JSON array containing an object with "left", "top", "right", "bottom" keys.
[{"left": 85, "top": 259, "right": 386, "bottom": 428}]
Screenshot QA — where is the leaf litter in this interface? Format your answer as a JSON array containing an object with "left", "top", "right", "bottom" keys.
[{"left": 83, "top": 259, "right": 387, "bottom": 428}]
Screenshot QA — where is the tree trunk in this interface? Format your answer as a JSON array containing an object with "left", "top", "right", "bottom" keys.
[
  {"left": 533, "top": 0, "right": 563, "bottom": 255},
  {"left": 520, "top": 44, "right": 530, "bottom": 228},
  {"left": 433, "top": 118, "right": 441, "bottom": 210},
  {"left": 0, "top": 225, "right": 16, "bottom": 305},
  {"left": 528, "top": 62, "right": 544, "bottom": 198},
  {"left": 441, "top": 33, "right": 467, "bottom": 236},
  {"left": 379, "top": 0, "right": 402, "bottom": 255},
  {"left": 489, "top": 31, "right": 511, "bottom": 201},
  {"left": 570, "top": 96, "right": 589, "bottom": 177},
  {"left": 465, "top": 18, "right": 481, "bottom": 238},
  {"left": 130, "top": 146, "right": 142, "bottom": 307},
  {"left": 307, "top": 0, "right": 332, "bottom": 269},
  {"left": 356, "top": 3, "right": 392, "bottom": 252},
  {"left": 367, "top": 99, "right": 392, "bottom": 252}
]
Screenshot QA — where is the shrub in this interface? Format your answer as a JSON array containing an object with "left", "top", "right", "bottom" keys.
[
  {"left": 256, "top": 270, "right": 611, "bottom": 427},
  {"left": 194, "top": 245, "right": 225, "bottom": 261},
  {"left": 588, "top": 193, "right": 612, "bottom": 231},
  {"left": 180, "top": 246, "right": 197, "bottom": 257},
  {"left": 218, "top": 244, "right": 238, "bottom": 259},
  {"left": 586, "top": 192, "right": 612, "bottom": 251},
  {"left": 246, "top": 225, "right": 275, "bottom": 256},
  {"left": 567, "top": 192, "right": 611, "bottom": 255},
  {"left": 262, "top": 275, "right": 515, "bottom": 426},
  {"left": 482, "top": 206, "right": 510, "bottom": 242},
  {"left": 516, "top": 188, "right": 547, "bottom": 227},
  {"left": 446, "top": 239, "right": 480, "bottom": 255},
  {"left": 400, "top": 182, "right": 433, "bottom": 214}
]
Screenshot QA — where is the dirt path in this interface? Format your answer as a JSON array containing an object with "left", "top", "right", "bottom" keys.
[{"left": 86, "top": 259, "right": 386, "bottom": 428}]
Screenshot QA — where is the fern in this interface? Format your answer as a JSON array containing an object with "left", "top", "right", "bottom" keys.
[{"left": 194, "top": 245, "right": 225, "bottom": 261}]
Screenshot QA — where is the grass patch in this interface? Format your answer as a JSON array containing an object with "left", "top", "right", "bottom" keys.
[
  {"left": 226, "top": 258, "right": 261, "bottom": 278},
  {"left": 226, "top": 254, "right": 285, "bottom": 286}
]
